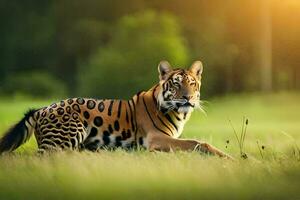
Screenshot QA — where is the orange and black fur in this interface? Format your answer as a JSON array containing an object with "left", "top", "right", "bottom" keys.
[{"left": 0, "top": 61, "right": 231, "bottom": 158}]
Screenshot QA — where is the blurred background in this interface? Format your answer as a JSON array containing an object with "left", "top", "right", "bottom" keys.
[{"left": 0, "top": 0, "right": 299, "bottom": 99}]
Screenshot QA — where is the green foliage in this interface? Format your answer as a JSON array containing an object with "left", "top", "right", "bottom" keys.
[
  {"left": 78, "top": 10, "right": 189, "bottom": 98},
  {"left": 3, "top": 72, "right": 67, "bottom": 98}
]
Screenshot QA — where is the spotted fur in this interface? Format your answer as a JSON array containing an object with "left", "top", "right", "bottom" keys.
[{"left": 0, "top": 61, "right": 232, "bottom": 159}]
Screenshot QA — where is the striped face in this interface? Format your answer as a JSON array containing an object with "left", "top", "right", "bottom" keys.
[{"left": 157, "top": 61, "right": 203, "bottom": 114}]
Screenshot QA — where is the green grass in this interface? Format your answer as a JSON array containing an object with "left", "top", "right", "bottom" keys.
[{"left": 0, "top": 92, "right": 299, "bottom": 200}]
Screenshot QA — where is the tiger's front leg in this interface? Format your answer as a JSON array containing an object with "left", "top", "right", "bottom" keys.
[{"left": 147, "top": 133, "right": 233, "bottom": 159}]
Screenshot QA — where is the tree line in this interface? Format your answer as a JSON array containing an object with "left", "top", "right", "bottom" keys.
[{"left": 0, "top": 0, "right": 299, "bottom": 99}]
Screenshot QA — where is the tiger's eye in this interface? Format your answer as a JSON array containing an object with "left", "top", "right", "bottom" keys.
[{"left": 170, "top": 87, "right": 176, "bottom": 92}]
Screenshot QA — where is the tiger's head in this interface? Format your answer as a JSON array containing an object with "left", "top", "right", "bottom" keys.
[{"left": 157, "top": 60, "right": 203, "bottom": 114}]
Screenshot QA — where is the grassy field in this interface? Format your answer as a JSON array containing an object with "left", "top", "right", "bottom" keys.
[{"left": 0, "top": 92, "right": 299, "bottom": 200}]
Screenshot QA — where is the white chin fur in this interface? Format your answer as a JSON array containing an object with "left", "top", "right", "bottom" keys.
[{"left": 177, "top": 106, "right": 192, "bottom": 113}]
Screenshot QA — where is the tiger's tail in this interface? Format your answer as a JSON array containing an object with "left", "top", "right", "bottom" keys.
[{"left": 0, "top": 109, "right": 37, "bottom": 154}]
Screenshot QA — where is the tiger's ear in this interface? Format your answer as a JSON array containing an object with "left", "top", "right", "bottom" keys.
[
  {"left": 189, "top": 60, "right": 203, "bottom": 77},
  {"left": 158, "top": 60, "right": 172, "bottom": 81}
]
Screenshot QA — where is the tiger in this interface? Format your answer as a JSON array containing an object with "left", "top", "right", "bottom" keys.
[{"left": 0, "top": 60, "right": 232, "bottom": 159}]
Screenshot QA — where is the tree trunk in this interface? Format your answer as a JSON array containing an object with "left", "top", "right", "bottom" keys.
[{"left": 259, "top": 0, "right": 272, "bottom": 91}]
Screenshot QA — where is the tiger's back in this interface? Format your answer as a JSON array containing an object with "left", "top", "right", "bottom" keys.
[{"left": 33, "top": 98, "right": 137, "bottom": 152}]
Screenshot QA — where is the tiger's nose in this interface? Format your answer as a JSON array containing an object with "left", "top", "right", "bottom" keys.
[
  {"left": 182, "top": 95, "right": 192, "bottom": 100},
  {"left": 182, "top": 95, "right": 195, "bottom": 107}
]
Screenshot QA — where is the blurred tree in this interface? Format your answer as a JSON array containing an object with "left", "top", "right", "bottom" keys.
[
  {"left": 78, "top": 10, "right": 189, "bottom": 98},
  {"left": 151, "top": 0, "right": 241, "bottom": 96},
  {"left": 0, "top": 0, "right": 56, "bottom": 78},
  {"left": 258, "top": 0, "right": 272, "bottom": 91},
  {"left": 52, "top": 0, "right": 147, "bottom": 90},
  {"left": 272, "top": 0, "right": 300, "bottom": 91}
]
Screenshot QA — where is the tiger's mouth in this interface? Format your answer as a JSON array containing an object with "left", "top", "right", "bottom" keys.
[
  {"left": 176, "top": 101, "right": 195, "bottom": 108},
  {"left": 159, "top": 99, "right": 195, "bottom": 114},
  {"left": 177, "top": 103, "right": 194, "bottom": 113}
]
